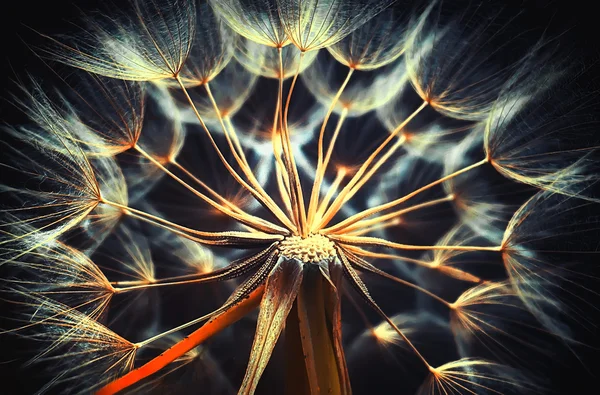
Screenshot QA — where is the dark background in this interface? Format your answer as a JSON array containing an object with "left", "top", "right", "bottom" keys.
[{"left": 1, "top": 1, "right": 599, "bottom": 394}]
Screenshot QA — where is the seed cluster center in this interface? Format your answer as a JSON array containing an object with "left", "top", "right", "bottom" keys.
[{"left": 278, "top": 234, "right": 336, "bottom": 263}]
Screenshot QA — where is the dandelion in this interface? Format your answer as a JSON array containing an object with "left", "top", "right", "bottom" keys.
[
  {"left": 42, "top": 0, "right": 197, "bottom": 81},
  {"left": 2, "top": 292, "right": 137, "bottom": 393},
  {"left": 1, "top": 1, "right": 598, "bottom": 394}
]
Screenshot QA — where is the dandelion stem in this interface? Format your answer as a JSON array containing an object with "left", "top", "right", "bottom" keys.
[
  {"left": 96, "top": 286, "right": 265, "bottom": 395},
  {"left": 326, "top": 158, "right": 489, "bottom": 233},
  {"left": 135, "top": 293, "right": 258, "bottom": 349},
  {"left": 307, "top": 67, "right": 354, "bottom": 228},
  {"left": 105, "top": 250, "right": 280, "bottom": 393},
  {"left": 318, "top": 101, "right": 428, "bottom": 229}
]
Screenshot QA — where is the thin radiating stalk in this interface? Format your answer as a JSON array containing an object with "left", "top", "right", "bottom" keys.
[
  {"left": 277, "top": 49, "right": 308, "bottom": 236},
  {"left": 318, "top": 101, "right": 429, "bottom": 229},
  {"left": 343, "top": 245, "right": 437, "bottom": 268},
  {"left": 135, "top": 249, "right": 280, "bottom": 349},
  {"left": 112, "top": 276, "right": 224, "bottom": 293},
  {"left": 341, "top": 134, "right": 408, "bottom": 206},
  {"left": 204, "top": 82, "right": 296, "bottom": 231},
  {"left": 134, "top": 144, "right": 288, "bottom": 234},
  {"left": 113, "top": 243, "right": 277, "bottom": 293},
  {"left": 307, "top": 68, "right": 355, "bottom": 227},
  {"left": 100, "top": 199, "right": 283, "bottom": 246},
  {"left": 275, "top": 163, "right": 295, "bottom": 219},
  {"left": 122, "top": 209, "right": 252, "bottom": 247},
  {"left": 336, "top": 247, "right": 433, "bottom": 369},
  {"left": 326, "top": 158, "right": 489, "bottom": 233},
  {"left": 345, "top": 219, "right": 400, "bottom": 236},
  {"left": 271, "top": 48, "right": 292, "bottom": 213},
  {"left": 171, "top": 160, "right": 246, "bottom": 215},
  {"left": 343, "top": 248, "right": 452, "bottom": 308},
  {"left": 326, "top": 195, "right": 455, "bottom": 235},
  {"left": 332, "top": 234, "right": 502, "bottom": 252},
  {"left": 174, "top": 75, "right": 295, "bottom": 232},
  {"left": 313, "top": 167, "right": 347, "bottom": 228},
  {"left": 308, "top": 108, "right": 349, "bottom": 232},
  {"left": 224, "top": 117, "right": 250, "bottom": 168}
]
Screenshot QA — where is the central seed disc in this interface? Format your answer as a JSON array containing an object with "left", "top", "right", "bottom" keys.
[{"left": 278, "top": 234, "right": 336, "bottom": 263}]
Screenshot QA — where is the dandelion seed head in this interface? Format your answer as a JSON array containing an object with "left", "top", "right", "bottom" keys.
[
  {"left": 235, "top": 37, "right": 319, "bottom": 79},
  {"left": 44, "top": 0, "right": 197, "bottom": 81},
  {"left": 2, "top": 1, "right": 598, "bottom": 394},
  {"left": 277, "top": 0, "right": 397, "bottom": 52},
  {"left": 3, "top": 292, "right": 136, "bottom": 393},
  {"left": 278, "top": 234, "right": 336, "bottom": 263},
  {"left": 209, "top": 0, "right": 289, "bottom": 48}
]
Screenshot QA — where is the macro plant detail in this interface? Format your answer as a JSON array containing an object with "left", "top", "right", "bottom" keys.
[{"left": 0, "top": 0, "right": 598, "bottom": 394}]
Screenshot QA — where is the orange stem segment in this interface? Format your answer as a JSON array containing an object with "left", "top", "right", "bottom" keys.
[{"left": 96, "top": 286, "right": 265, "bottom": 395}]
